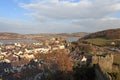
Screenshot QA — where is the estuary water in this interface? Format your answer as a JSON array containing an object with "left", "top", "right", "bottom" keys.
[
  {"left": 66, "top": 37, "right": 80, "bottom": 42},
  {"left": 0, "top": 37, "right": 80, "bottom": 44},
  {"left": 0, "top": 40, "right": 38, "bottom": 44}
]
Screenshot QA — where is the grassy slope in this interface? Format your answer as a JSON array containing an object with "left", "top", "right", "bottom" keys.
[
  {"left": 86, "top": 38, "right": 120, "bottom": 47},
  {"left": 86, "top": 38, "right": 110, "bottom": 46}
]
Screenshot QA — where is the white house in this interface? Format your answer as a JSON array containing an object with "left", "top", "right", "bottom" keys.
[
  {"left": 34, "top": 47, "right": 50, "bottom": 54},
  {"left": 25, "top": 49, "right": 33, "bottom": 53},
  {"left": 81, "top": 56, "right": 87, "bottom": 62},
  {"left": 59, "top": 45, "right": 65, "bottom": 49}
]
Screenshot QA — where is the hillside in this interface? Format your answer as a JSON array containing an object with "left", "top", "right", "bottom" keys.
[
  {"left": 0, "top": 32, "right": 88, "bottom": 40},
  {"left": 82, "top": 28, "right": 120, "bottom": 40},
  {"left": 0, "top": 32, "right": 26, "bottom": 40},
  {"left": 57, "top": 32, "right": 89, "bottom": 37}
]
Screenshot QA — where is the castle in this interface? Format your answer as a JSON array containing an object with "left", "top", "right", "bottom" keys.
[
  {"left": 92, "top": 53, "right": 114, "bottom": 80},
  {"left": 92, "top": 53, "right": 114, "bottom": 71}
]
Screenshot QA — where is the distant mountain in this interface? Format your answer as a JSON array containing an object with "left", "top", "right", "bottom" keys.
[{"left": 82, "top": 28, "right": 120, "bottom": 40}]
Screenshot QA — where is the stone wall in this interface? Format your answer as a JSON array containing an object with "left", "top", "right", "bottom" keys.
[
  {"left": 92, "top": 54, "right": 114, "bottom": 71},
  {"left": 94, "top": 64, "right": 112, "bottom": 80}
]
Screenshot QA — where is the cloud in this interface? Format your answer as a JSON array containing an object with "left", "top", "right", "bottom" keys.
[
  {"left": 20, "top": 0, "right": 92, "bottom": 20},
  {"left": 0, "top": 18, "right": 82, "bottom": 33},
  {"left": 1, "top": 0, "right": 120, "bottom": 33},
  {"left": 17, "top": 0, "right": 120, "bottom": 33},
  {"left": 73, "top": 18, "right": 120, "bottom": 32},
  {"left": 20, "top": 0, "right": 120, "bottom": 20},
  {"left": 1, "top": 17, "right": 120, "bottom": 33}
]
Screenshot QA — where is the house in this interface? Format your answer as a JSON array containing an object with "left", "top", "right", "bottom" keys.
[
  {"left": 5, "top": 44, "right": 15, "bottom": 49},
  {"left": 25, "top": 48, "right": 33, "bottom": 53},
  {"left": 34, "top": 46, "right": 50, "bottom": 54},
  {"left": 0, "top": 54, "right": 4, "bottom": 60},
  {"left": 17, "top": 51, "right": 23, "bottom": 55},
  {"left": 81, "top": 56, "right": 87, "bottom": 62},
  {"left": 23, "top": 54, "right": 35, "bottom": 61},
  {"left": 79, "top": 56, "right": 87, "bottom": 66},
  {"left": 0, "top": 51, "right": 7, "bottom": 56},
  {"left": 14, "top": 43, "right": 21, "bottom": 47},
  {"left": 59, "top": 45, "right": 65, "bottom": 49},
  {"left": 33, "top": 42, "right": 43, "bottom": 46},
  {"left": 51, "top": 46, "right": 59, "bottom": 50}
]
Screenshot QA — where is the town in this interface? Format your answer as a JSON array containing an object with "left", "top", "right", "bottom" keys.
[
  {"left": 0, "top": 37, "right": 73, "bottom": 80},
  {"left": 1, "top": 0, "right": 120, "bottom": 80},
  {"left": 0, "top": 29, "right": 120, "bottom": 80}
]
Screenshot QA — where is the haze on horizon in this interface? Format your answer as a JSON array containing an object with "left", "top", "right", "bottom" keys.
[{"left": 0, "top": 0, "right": 120, "bottom": 34}]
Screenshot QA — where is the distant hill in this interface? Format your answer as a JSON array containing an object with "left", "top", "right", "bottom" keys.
[
  {"left": 57, "top": 32, "right": 89, "bottom": 37},
  {"left": 0, "top": 32, "right": 26, "bottom": 40},
  {"left": 82, "top": 28, "right": 120, "bottom": 40},
  {"left": 0, "top": 32, "right": 89, "bottom": 40}
]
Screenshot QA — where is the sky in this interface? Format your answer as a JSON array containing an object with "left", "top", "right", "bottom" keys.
[{"left": 0, "top": 0, "right": 120, "bottom": 34}]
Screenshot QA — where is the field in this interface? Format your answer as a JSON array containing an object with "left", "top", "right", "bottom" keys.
[{"left": 86, "top": 38, "right": 110, "bottom": 46}]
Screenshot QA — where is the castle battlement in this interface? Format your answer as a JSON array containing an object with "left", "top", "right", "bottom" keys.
[{"left": 92, "top": 53, "right": 114, "bottom": 71}]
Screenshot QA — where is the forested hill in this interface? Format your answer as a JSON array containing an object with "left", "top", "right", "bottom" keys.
[{"left": 82, "top": 28, "right": 120, "bottom": 40}]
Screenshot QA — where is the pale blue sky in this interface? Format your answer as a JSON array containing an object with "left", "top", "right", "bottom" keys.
[
  {"left": 0, "top": 0, "right": 31, "bottom": 20},
  {"left": 0, "top": 0, "right": 120, "bottom": 33}
]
